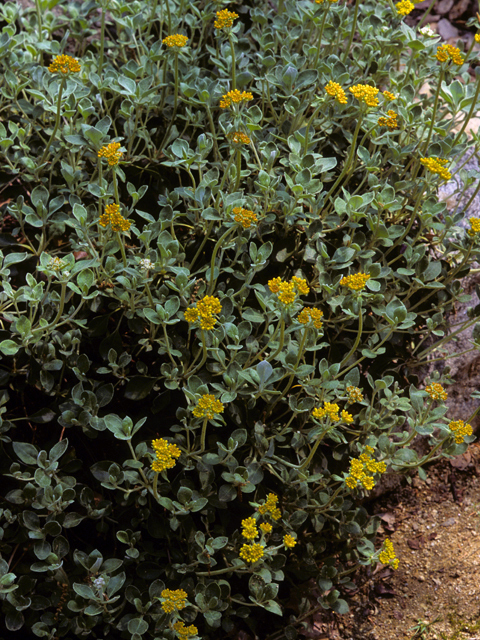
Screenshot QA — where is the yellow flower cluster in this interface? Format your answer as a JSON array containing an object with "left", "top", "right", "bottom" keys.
[
  {"left": 162, "top": 34, "right": 188, "bottom": 48},
  {"left": 239, "top": 542, "right": 264, "bottom": 563},
  {"left": 378, "top": 110, "right": 398, "bottom": 130},
  {"left": 346, "top": 385, "right": 364, "bottom": 404},
  {"left": 229, "top": 131, "right": 251, "bottom": 145},
  {"left": 258, "top": 493, "right": 281, "bottom": 520},
  {"left": 99, "top": 203, "right": 131, "bottom": 232},
  {"left": 268, "top": 277, "right": 309, "bottom": 307},
  {"left": 184, "top": 295, "right": 222, "bottom": 330},
  {"left": 241, "top": 517, "right": 258, "bottom": 540},
  {"left": 48, "top": 54, "right": 81, "bottom": 74},
  {"left": 379, "top": 538, "right": 399, "bottom": 570},
  {"left": 467, "top": 217, "right": 480, "bottom": 237},
  {"left": 192, "top": 393, "right": 224, "bottom": 419},
  {"left": 340, "top": 273, "right": 370, "bottom": 291},
  {"left": 233, "top": 207, "right": 258, "bottom": 228},
  {"left": 260, "top": 522, "right": 272, "bottom": 534},
  {"left": 396, "top": 0, "right": 414, "bottom": 16},
  {"left": 151, "top": 439, "right": 181, "bottom": 474},
  {"left": 98, "top": 142, "right": 123, "bottom": 166},
  {"left": 349, "top": 84, "right": 379, "bottom": 108},
  {"left": 448, "top": 419, "right": 473, "bottom": 444},
  {"left": 283, "top": 534, "right": 297, "bottom": 549},
  {"left": 383, "top": 91, "right": 396, "bottom": 101},
  {"left": 325, "top": 81, "right": 347, "bottom": 105},
  {"left": 425, "top": 382, "right": 447, "bottom": 401},
  {"left": 476, "top": 34, "right": 480, "bottom": 44},
  {"left": 173, "top": 621, "right": 198, "bottom": 640},
  {"left": 313, "top": 403, "right": 353, "bottom": 423},
  {"left": 420, "top": 157, "right": 451, "bottom": 181},
  {"left": 160, "top": 588, "right": 188, "bottom": 613},
  {"left": 48, "top": 257, "right": 66, "bottom": 271},
  {"left": 297, "top": 307, "right": 324, "bottom": 329},
  {"left": 220, "top": 90, "right": 253, "bottom": 109},
  {"left": 345, "top": 446, "right": 386, "bottom": 490},
  {"left": 436, "top": 44, "right": 464, "bottom": 65},
  {"left": 214, "top": 9, "right": 238, "bottom": 29}
]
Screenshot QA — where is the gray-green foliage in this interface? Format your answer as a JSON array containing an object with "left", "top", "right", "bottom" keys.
[{"left": 0, "top": 0, "right": 479, "bottom": 638}]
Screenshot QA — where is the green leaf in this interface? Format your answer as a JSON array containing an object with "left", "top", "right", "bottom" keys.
[
  {"left": 124, "top": 376, "right": 157, "bottom": 401},
  {"left": 128, "top": 618, "right": 148, "bottom": 635},
  {"left": 13, "top": 442, "right": 38, "bottom": 465},
  {"left": 262, "top": 600, "right": 283, "bottom": 616}
]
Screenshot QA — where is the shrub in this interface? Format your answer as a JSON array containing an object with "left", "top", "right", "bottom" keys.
[{"left": 0, "top": 0, "right": 479, "bottom": 638}]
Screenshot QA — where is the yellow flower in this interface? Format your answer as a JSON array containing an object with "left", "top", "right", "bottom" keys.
[
  {"left": 340, "top": 273, "right": 370, "bottom": 291},
  {"left": 241, "top": 517, "right": 258, "bottom": 540},
  {"left": 425, "top": 382, "right": 447, "bottom": 401},
  {"left": 214, "top": 9, "right": 238, "bottom": 29},
  {"left": 162, "top": 34, "right": 188, "bottom": 48},
  {"left": 475, "top": 34, "right": 480, "bottom": 44},
  {"left": 436, "top": 44, "right": 464, "bottom": 65},
  {"left": 233, "top": 207, "right": 258, "bottom": 228},
  {"left": 192, "top": 394, "right": 224, "bottom": 419},
  {"left": 297, "top": 307, "right": 323, "bottom": 329},
  {"left": 448, "top": 419, "right": 473, "bottom": 444},
  {"left": 467, "top": 217, "right": 480, "bottom": 238},
  {"left": 379, "top": 538, "right": 399, "bottom": 569},
  {"left": 268, "top": 277, "right": 282, "bottom": 293},
  {"left": 277, "top": 281, "right": 296, "bottom": 306},
  {"left": 349, "top": 84, "right": 379, "bottom": 108},
  {"left": 312, "top": 402, "right": 339, "bottom": 421},
  {"left": 291, "top": 276, "right": 309, "bottom": 295},
  {"left": 220, "top": 90, "right": 253, "bottom": 109},
  {"left": 151, "top": 439, "right": 181, "bottom": 473},
  {"left": 396, "top": 0, "right": 414, "bottom": 16},
  {"left": 258, "top": 493, "right": 281, "bottom": 520},
  {"left": 184, "top": 295, "right": 221, "bottom": 330},
  {"left": 315, "top": 0, "right": 339, "bottom": 3},
  {"left": 341, "top": 410, "right": 354, "bottom": 424},
  {"left": 345, "top": 448, "right": 385, "bottom": 491},
  {"left": 48, "top": 54, "right": 81, "bottom": 74},
  {"left": 346, "top": 385, "right": 363, "bottom": 404},
  {"left": 383, "top": 91, "right": 396, "bottom": 101},
  {"left": 98, "top": 203, "right": 131, "bottom": 232},
  {"left": 259, "top": 522, "right": 272, "bottom": 534},
  {"left": 98, "top": 142, "right": 123, "bottom": 166},
  {"left": 161, "top": 588, "right": 188, "bottom": 613},
  {"left": 378, "top": 110, "right": 398, "bottom": 130},
  {"left": 283, "top": 534, "right": 297, "bottom": 549},
  {"left": 229, "top": 131, "right": 251, "bottom": 145},
  {"left": 325, "top": 81, "right": 347, "bottom": 105},
  {"left": 420, "top": 157, "right": 451, "bottom": 181},
  {"left": 173, "top": 621, "right": 198, "bottom": 640},
  {"left": 239, "top": 543, "right": 264, "bottom": 563}
]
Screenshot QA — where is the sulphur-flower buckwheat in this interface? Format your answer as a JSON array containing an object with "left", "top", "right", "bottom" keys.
[
  {"left": 420, "top": 157, "right": 451, "bottom": 181},
  {"left": 379, "top": 538, "right": 399, "bottom": 569},
  {"left": 214, "top": 9, "right": 238, "bottom": 29},
  {"left": 467, "top": 218, "right": 480, "bottom": 237},
  {"left": 346, "top": 385, "right": 364, "bottom": 404},
  {"left": 325, "top": 81, "right": 347, "bottom": 104},
  {"left": 283, "top": 534, "right": 297, "bottom": 549},
  {"left": 162, "top": 34, "right": 188, "bottom": 48},
  {"left": 192, "top": 394, "right": 224, "bottom": 419},
  {"left": 448, "top": 419, "right": 473, "bottom": 444},
  {"left": 258, "top": 493, "right": 281, "bottom": 520},
  {"left": 48, "top": 54, "right": 81, "bottom": 74},
  {"left": 173, "top": 621, "right": 198, "bottom": 640},
  {"left": 98, "top": 203, "right": 131, "bottom": 232},
  {"left": 239, "top": 543, "right": 264, "bottom": 563},
  {"left": 220, "top": 90, "right": 253, "bottom": 109},
  {"left": 259, "top": 522, "right": 272, "bottom": 534},
  {"left": 184, "top": 295, "right": 222, "bottom": 330},
  {"left": 241, "top": 517, "right": 258, "bottom": 540},
  {"left": 340, "top": 273, "right": 370, "bottom": 291},
  {"left": 349, "top": 84, "right": 379, "bottom": 108},
  {"left": 396, "top": 0, "right": 414, "bottom": 16},
  {"left": 425, "top": 382, "right": 447, "bottom": 401},
  {"left": 436, "top": 44, "right": 464, "bottom": 65},
  {"left": 160, "top": 588, "right": 188, "bottom": 613},
  {"left": 233, "top": 207, "right": 258, "bottom": 228},
  {"left": 378, "top": 110, "right": 398, "bottom": 130},
  {"left": 229, "top": 131, "right": 251, "bottom": 145},
  {"left": 151, "top": 439, "right": 181, "bottom": 473},
  {"left": 98, "top": 142, "right": 123, "bottom": 166},
  {"left": 297, "top": 307, "right": 324, "bottom": 329}
]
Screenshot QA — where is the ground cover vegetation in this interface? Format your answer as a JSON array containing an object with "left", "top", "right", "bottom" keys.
[{"left": 0, "top": 0, "right": 480, "bottom": 638}]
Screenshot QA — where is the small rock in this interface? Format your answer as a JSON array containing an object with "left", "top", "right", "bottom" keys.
[
  {"left": 417, "top": 574, "right": 426, "bottom": 582},
  {"left": 437, "top": 18, "right": 459, "bottom": 40},
  {"left": 435, "top": 0, "right": 454, "bottom": 14},
  {"left": 442, "top": 517, "right": 456, "bottom": 527}
]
